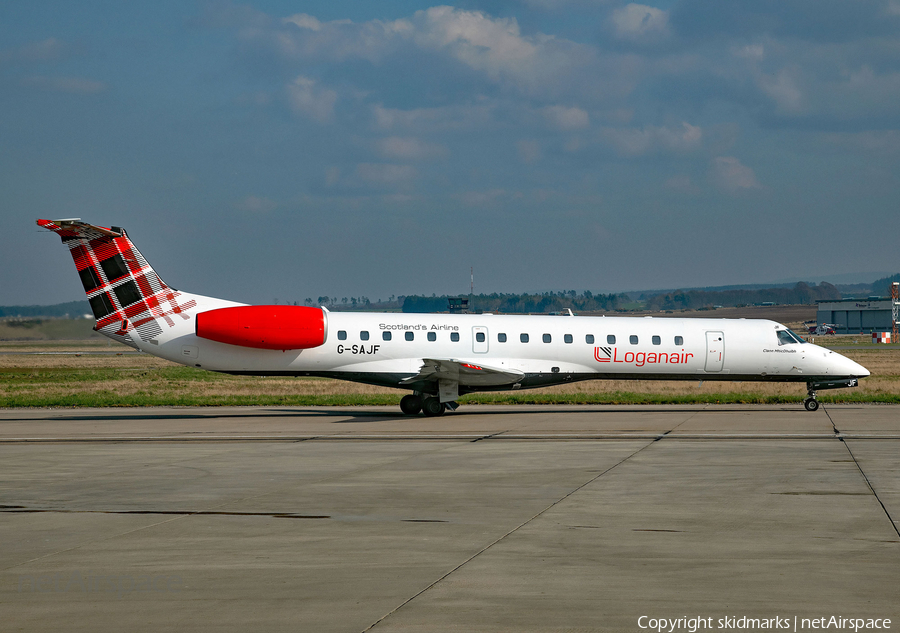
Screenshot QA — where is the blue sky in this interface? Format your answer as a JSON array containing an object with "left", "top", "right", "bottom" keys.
[{"left": 3, "top": 1, "right": 899, "bottom": 305}]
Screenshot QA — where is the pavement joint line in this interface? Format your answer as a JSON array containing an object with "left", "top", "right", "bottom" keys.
[
  {"left": 362, "top": 416, "right": 684, "bottom": 632},
  {"left": 469, "top": 430, "right": 510, "bottom": 442},
  {"left": 824, "top": 404, "right": 900, "bottom": 539}
]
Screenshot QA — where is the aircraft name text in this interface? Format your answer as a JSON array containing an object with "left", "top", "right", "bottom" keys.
[
  {"left": 336, "top": 344, "right": 381, "bottom": 355},
  {"left": 379, "top": 323, "right": 459, "bottom": 331}
]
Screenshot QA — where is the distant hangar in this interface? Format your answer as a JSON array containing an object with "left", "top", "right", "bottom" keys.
[{"left": 816, "top": 290, "right": 899, "bottom": 335}]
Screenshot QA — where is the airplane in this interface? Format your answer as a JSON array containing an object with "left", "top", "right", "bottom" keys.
[{"left": 37, "top": 219, "right": 870, "bottom": 415}]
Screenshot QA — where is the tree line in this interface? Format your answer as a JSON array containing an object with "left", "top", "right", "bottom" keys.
[
  {"left": 402, "top": 291, "right": 630, "bottom": 313},
  {"left": 641, "top": 282, "right": 841, "bottom": 311},
  {"left": 402, "top": 282, "right": 843, "bottom": 314}
]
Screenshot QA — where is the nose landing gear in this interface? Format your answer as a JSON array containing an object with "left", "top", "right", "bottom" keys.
[
  {"left": 804, "top": 382, "right": 820, "bottom": 411},
  {"left": 803, "top": 392, "right": 819, "bottom": 412}
]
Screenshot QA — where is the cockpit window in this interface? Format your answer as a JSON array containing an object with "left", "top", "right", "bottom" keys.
[
  {"left": 788, "top": 329, "right": 807, "bottom": 343},
  {"left": 776, "top": 329, "right": 806, "bottom": 345}
]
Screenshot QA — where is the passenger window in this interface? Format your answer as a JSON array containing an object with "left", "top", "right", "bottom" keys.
[
  {"left": 498, "top": 333, "right": 507, "bottom": 343},
  {"left": 337, "top": 330, "right": 347, "bottom": 340},
  {"left": 427, "top": 332, "right": 436, "bottom": 342},
  {"left": 652, "top": 336, "right": 661, "bottom": 345},
  {"left": 520, "top": 333, "right": 529, "bottom": 343},
  {"left": 405, "top": 332, "right": 414, "bottom": 341},
  {"left": 564, "top": 334, "right": 573, "bottom": 344},
  {"left": 360, "top": 331, "right": 369, "bottom": 341},
  {"left": 675, "top": 336, "right": 683, "bottom": 345},
  {"left": 607, "top": 335, "right": 616, "bottom": 344},
  {"left": 542, "top": 334, "right": 552, "bottom": 343},
  {"left": 451, "top": 332, "right": 460, "bottom": 342},
  {"left": 476, "top": 332, "right": 485, "bottom": 343},
  {"left": 630, "top": 335, "right": 638, "bottom": 345},
  {"left": 585, "top": 334, "right": 594, "bottom": 344},
  {"left": 383, "top": 331, "right": 391, "bottom": 341}
]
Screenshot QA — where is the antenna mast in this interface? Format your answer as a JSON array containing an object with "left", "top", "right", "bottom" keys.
[{"left": 892, "top": 282, "right": 898, "bottom": 343}]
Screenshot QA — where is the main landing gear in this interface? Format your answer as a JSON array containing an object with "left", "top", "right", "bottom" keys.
[{"left": 399, "top": 393, "right": 457, "bottom": 417}]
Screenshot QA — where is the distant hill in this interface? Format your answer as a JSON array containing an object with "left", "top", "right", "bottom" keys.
[{"left": 0, "top": 300, "right": 91, "bottom": 319}]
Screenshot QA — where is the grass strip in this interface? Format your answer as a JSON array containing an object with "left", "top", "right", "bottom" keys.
[{"left": 3, "top": 366, "right": 898, "bottom": 407}]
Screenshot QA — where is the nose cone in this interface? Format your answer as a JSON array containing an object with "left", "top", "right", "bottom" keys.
[{"left": 837, "top": 353, "right": 870, "bottom": 378}]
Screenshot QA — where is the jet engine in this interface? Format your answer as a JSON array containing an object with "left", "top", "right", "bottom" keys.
[{"left": 195, "top": 305, "right": 326, "bottom": 350}]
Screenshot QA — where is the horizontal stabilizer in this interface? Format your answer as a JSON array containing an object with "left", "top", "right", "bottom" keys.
[{"left": 37, "top": 219, "right": 123, "bottom": 238}]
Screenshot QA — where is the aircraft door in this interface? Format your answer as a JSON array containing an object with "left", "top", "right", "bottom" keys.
[
  {"left": 473, "top": 326, "right": 489, "bottom": 354},
  {"left": 705, "top": 331, "right": 724, "bottom": 372}
]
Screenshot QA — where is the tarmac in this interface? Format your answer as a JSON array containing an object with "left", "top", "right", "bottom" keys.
[{"left": 1, "top": 404, "right": 898, "bottom": 632}]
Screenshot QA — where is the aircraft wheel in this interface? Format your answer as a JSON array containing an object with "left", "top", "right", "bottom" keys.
[
  {"left": 804, "top": 398, "right": 819, "bottom": 412},
  {"left": 400, "top": 394, "right": 423, "bottom": 415},
  {"left": 422, "top": 397, "right": 445, "bottom": 417}
]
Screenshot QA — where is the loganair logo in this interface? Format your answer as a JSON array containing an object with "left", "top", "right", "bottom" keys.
[{"left": 594, "top": 347, "right": 695, "bottom": 367}]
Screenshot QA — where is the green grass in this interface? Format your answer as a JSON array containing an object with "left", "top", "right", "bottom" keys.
[{"left": 2, "top": 365, "right": 897, "bottom": 407}]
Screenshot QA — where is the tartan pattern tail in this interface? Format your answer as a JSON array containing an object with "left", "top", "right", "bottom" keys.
[{"left": 37, "top": 219, "right": 197, "bottom": 347}]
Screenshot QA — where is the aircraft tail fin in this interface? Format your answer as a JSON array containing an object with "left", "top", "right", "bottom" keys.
[{"left": 37, "top": 219, "right": 197, "bottom": 347}]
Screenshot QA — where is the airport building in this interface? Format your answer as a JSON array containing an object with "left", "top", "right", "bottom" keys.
[{"left": 816, "top": 296, "right": 900, "bottom": 334}]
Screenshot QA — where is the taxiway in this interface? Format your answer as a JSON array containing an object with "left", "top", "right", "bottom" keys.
[{"left": 2, "top": 405, "right": 898, "bottom": 631}]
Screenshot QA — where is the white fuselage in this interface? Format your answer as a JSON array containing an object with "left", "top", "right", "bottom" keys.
[{"left": 134, "top": 294, "right": 869, "bottom": 394}]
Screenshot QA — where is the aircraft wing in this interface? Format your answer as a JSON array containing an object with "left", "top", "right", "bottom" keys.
[{"left": 401, "top": 358, "right": 524, "bottom": 387}]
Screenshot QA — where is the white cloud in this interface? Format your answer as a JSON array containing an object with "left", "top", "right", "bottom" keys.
[
  {"left": 282, "top": 14, "right": 323, "bottom": 31},
  {"left": 286, "top": 76, "right": 337, "bottom": 123},
  {"left": 410, "top": 7, "right": 537, "bottom": 78},
  {"left": 325, "top": 167, "right": 341, "bottom": 187},
  {"left": 711, "top": 157, "right": 761, "bottom": 192},
  {"left": 542, "top": 105, "right": 589, "bottom": 130},
  {"left": 732, "top": 44, "right": 765, "bottom": 61},
  {"left": 356, "top": 163, "right": 416, "bottom": 187},
  {"left": 457, "top": 188, "right": 508, "bottom": 206},
  {"left": 254, "top": 6, "right": 598, "bottom": 97},
  {"left": 1, "top": 38, "right": 69, "bottom": 63},
  {"left": 372, "top": 102, "right": 495, "bottom": 132},
  {"left": 518, "top": 140, "right": 541, "bottom": 163},
  {"left": 610, "top": 4, "right": 669, "bottom": 41},
  {"left": 234, "top": 195, "right": 277, "bottom": 213},
  {"left": 823, "top": 130, "right": 900, "bottom": 155},
  {"left": 757, "top": 68, "right": 803, "bottom": 112},
  {"left": 664, "top": 175, "right": 699, "bottom": 194},
  {"left": 378, "top": 136, "right": 448, "bottom": 160},
  {"left": 604, "top": 122, "right": 702, "bottom": 156},
  {"left": 21, "top": 75, "right": 106, "bottom": 94}
]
